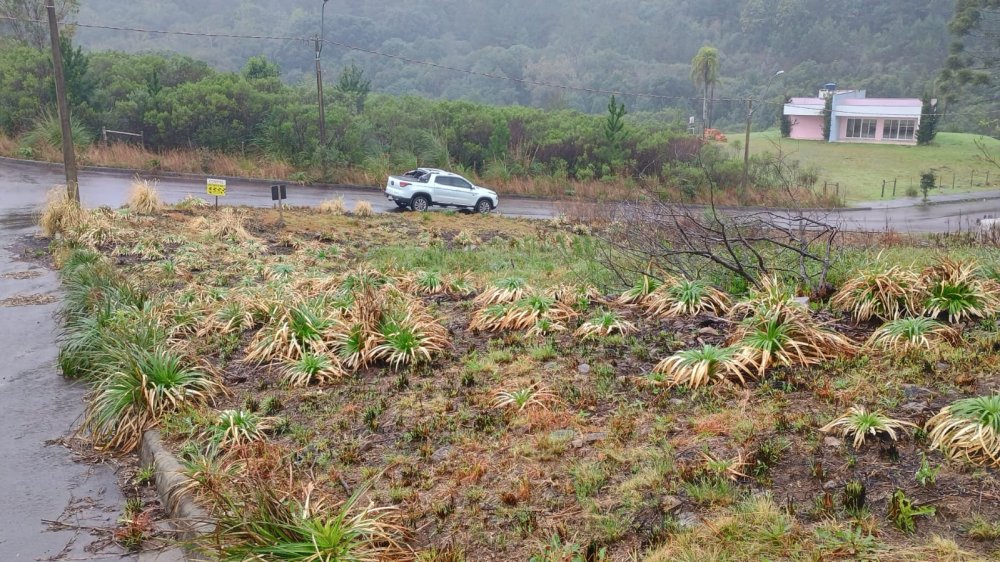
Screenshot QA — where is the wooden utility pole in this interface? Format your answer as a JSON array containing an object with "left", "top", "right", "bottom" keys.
[
  {"left": 741, "top": 97, "right": 752, "bottom": 194},
  {"left": 46, "top": 0, "right": 79, "bottom": 203},
  {"left": 315, "top": 36, "right": 327, "bottom": 150}
]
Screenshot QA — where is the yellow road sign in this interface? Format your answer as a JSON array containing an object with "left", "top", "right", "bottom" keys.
[{"left": 206, "top": 178, "right": 227, "bottom": 196}]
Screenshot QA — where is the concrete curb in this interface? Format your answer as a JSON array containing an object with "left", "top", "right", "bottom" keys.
[{"left": 139, "top": 430, "right": 214, "bottom": 561}]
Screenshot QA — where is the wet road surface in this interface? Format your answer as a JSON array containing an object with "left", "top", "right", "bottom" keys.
[
  {"left": 0, "top": 168, "right": 131, "bottom": 560},
  {"left": 3, "top": 157, "right": 1000, "bottom": 232}
]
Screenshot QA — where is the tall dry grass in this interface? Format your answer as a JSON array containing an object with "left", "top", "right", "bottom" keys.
[
  {"left": 38, "top": 187, "right": 84, "bottom": 238},
  {"left": 318, "top": 196, "right": 346, "bottom": 215},
  {"left": 125, "top": 178, "right": 164, "bottom": 214},
  {"left": 353, "top": 200, "right": 374, "bottom": 217},
  {"left": 0, "top": 131, "right": 17, "bottom": 155}
]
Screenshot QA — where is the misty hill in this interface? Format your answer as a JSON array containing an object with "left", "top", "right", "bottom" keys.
[{"left": 74, "top": 0, "right": 954, "bottom": 126}]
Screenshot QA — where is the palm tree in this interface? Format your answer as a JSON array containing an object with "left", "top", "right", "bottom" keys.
[{"left": 690, "top": 46, "right": 720, "bottom": 133}]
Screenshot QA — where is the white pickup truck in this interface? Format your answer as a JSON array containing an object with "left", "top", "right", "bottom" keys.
[{"left": 385, "top": 168, "right": 499, "bottom": 213}]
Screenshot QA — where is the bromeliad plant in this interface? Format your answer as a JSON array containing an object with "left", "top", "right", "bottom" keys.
[
  {"left": 245, "top": 299, "right": 338, "bottom": 363},
  {"left": 652, "top": 345, "right": 745, "bottom": 388},
  {"left": 644, "top": 277, "right": 731, "bottom": 318},
  {"left": 207, "top": 481, "right": 408, "bottom": 561},
  {"left": 922, "top": 258, "right": 1000, "bottom": 323},
  {"left": 617, "top": 274, "right": 662, "bottom": 305},
  {"left": 493, "top": 383, "right": 558, "bottom": 411},
  {"left": 399, "top": 270, "right": 475, "bottom": 297},
  {"left": 926, "top": 395, "right": 1000, "bottom": 466},
  {"left": 474, "top": 277, "right": 531, "bottom": 306},
  {"left": 867, "top": 317, "right": 957, "bottom": 353},
  {"left": 819, "top": 406, "right": 917, "bottom": 448},
  {"left": 575, "top": 310, "right": 636, "bottom": 339},
  {"left": 282, "top": 352, "right": 345, "bottom": 387},
  {"left": 470, "top": 294, "right": 577, "bottom": 333},
  {"left": 370, "top": 306, "right": 450, "bottom": 369},
  {"left": 830, "top": 265, "right": 924, "bottom": 322},
  {"left": 84, "top": 346, "right": 221, "bottom": 452},
  {"left": 208, "top": 409, "right": 272, "bottom": 450},
  {"left": 730, "top": 308, "right": 856, "bottom": 377}
]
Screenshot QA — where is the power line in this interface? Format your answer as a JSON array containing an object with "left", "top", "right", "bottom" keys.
[
  {"left": 1, "top": 15, "right": 741, "bottom": 104},
  {"left": 5, "top": 15, "right": 1000, "bottom": 119}
]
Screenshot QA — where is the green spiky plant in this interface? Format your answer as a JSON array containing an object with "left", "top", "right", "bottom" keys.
[
  {"left": 644, "top": 278, "right": 731, "bottom": 317},
  {"left": 208, "top": 483, "right": 408, "bottom": 561},
  {"left": 923, "top": 258, "right": 1000, "bottom": 323},
  {"left": 652, "top": 345, "right": 744, "bottom": 388},
  {"left": 336, "top": 321, "right": 374, "bottom": 371},
  {"left": 84, "top": 347, "right": 220, "bottom": 452},
  {"left": 830, "top": 265, "right": 924, "bottom": 322},
  {"left": 819, "top": 406, "right": 917, "bottom": 448},
  {"left": 574, "top": 310, "right": 636, "bottom": 339},
  {"left": 282, "top": 353, "right": 345, "bottom": 387},
  {"left": 493, "top": 383, "right": 557, "bottom": 411},
  {"left": 245, "top": 300, "right": 337, "bottom": 363},
  {"left": 731, "top": 309, "right": 856, "bottom": 377},
  {"left": 208, "top": 409, "right": 271, "bottom": 449},
  {"left": 370, "top": 308, "right": 449, "bottom": 369},
  {"left": 617, "top": 274, "right": 662, "bottom": 305},
  {"left": 867, "top": 317, "right": 956, "bottom": 353},
  {"left": 474, "top": 277, "right": 530, "bottom": 306},
  {"left": 926, "top": 395, "right": 1000, "bottom": 466}
]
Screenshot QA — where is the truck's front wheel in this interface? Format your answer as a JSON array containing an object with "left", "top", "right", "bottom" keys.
[
  {"left": 475, "top": 198, "right": 492, "bottom": 214},
  {"left": 411, "top": 195, "right": 430, "bottom": 212}
]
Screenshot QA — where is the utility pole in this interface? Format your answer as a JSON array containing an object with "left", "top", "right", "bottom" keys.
[
  {"left": 740, "top": 70, "right": 785, "bottom": 195},
  {"left": 46, "top": 0, "right": 79, "bottom": 203},
  {"left": 315, "top": 0, "right": 330, "bottom": 178},
  {"left": 741, "top": 97, "right": 752, "bottom": 194},
  {"left": 315, "top": 36, "right": 327, "bottom": 150}
]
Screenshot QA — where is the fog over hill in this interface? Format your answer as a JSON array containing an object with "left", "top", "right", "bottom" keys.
[{"left": 73, "top": 0, "right": 955, "bottom": 125}]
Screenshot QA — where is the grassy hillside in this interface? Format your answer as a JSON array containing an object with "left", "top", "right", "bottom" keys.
[{"left": 741, "top": 131, "right": 1000, "bottom": 202}]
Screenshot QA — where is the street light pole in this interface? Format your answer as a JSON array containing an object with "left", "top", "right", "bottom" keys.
[
  {"left": 741, "top": 70, "right": 785, "bottom": 195},
  {"left": 315, "top": 0, "right": 330, "bottom": 156}
]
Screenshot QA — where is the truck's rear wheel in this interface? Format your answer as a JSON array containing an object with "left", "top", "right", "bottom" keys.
[
  {"left": 411, "top": 195, "right": 430, "bottom": 212},
  {"left": 475, "top": 198, "right": 492, "bottom": 214}
]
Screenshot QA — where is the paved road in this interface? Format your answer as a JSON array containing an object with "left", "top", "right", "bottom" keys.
[
  {"left": 3, "top": 157, "right": 1000, "bottom": 232},
  {"left": 0, "top": 167, "right": 131, "bottom": 559}
]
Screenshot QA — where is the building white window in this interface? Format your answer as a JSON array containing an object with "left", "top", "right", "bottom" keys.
[
  {"left": 883, "top": 119, "right": 916, "bottom": 140},
  {"left": 846, "top": 118, "right": 877, "bottom": 139}
]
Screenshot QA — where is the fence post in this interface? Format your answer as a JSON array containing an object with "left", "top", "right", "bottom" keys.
[
  {"left": 952, "top": 171, "right": 956, "bottom": 189},
  {"left": 987, "top": 170, "right": 991, "bottom": 186},
  {"left": 881, "top": 179, "right": 885, "bottom": 198},
  {"left": 971, "top": 170, "right": 976, "bottom": 187}
]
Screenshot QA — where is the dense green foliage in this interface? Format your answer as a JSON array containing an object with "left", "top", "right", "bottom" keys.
[
  {"left": 68, "top": 0, "right": 955, "bottom": 129},
  {"left": 1, "top": 39, "right": 726, "bottom": 184}
]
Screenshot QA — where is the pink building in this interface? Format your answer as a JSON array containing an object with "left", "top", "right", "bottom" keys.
[{"left": 783, "top": 88, "right": 925, "bottom": 146}]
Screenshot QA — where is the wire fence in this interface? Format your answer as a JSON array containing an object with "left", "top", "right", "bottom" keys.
[{"left": 876, "top": 169, "right": 995, "bottom": 198}]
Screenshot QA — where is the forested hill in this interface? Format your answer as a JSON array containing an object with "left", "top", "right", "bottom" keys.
[{"left": 74, "top": 0, "right": 952, "bottom": 121}]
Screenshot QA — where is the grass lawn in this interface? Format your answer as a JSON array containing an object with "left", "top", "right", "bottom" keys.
[
  {"left": 43, "top": 193, "right": 1000, "bottom": 561},
  {"left": 734, "top": 131, "right": 1000, "bottom": 202}
]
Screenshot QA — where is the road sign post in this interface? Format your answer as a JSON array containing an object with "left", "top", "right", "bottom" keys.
[
  {"left": 207, "top": 178, "right": 227, "bottom": 210},
  {"left": 271, "top": 184, "right": 287, "bottom": 225}
]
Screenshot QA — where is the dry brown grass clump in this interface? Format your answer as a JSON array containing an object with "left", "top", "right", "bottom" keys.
[
  {"left": 319, "top": 196, "right": 347, "bottom": 215},
  {"left": 192, "top": 208, "right": 252, "bottom": 241},
  {"left": 353, "top": 200, "right": 375, "bottom": 217},
  {"left": 38, "top": 187, "right": 84, "bottom": 238},
  {"left": 125, "top": 178, "right": 163, "bottom": 214}
]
